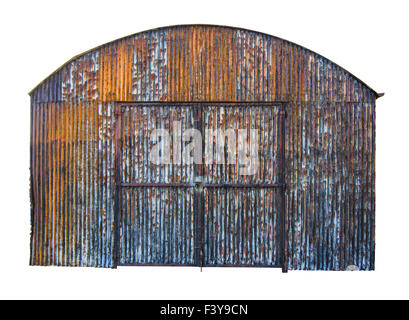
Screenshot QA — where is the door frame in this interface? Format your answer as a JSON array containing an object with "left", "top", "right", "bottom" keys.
[{"left": 112, "top": 101, "right": 288, "bottom": 272}]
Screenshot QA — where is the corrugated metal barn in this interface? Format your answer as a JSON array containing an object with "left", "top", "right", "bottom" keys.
[{"left": 29, "top": 25, "right": 380, "bottom": 272}]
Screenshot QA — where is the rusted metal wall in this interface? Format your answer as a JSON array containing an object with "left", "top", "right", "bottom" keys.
[
  {"left": 286, "top": 101, "right": 375, "bottom": 270},
  {"left": 30, "top": 25, "right": 377, "bottom": 270},
  {"left": 30, "top": 102, "right": 115, "bottom": 267},
  {"left": 31, "top": 26, "right": 377, "bottom": 104}
]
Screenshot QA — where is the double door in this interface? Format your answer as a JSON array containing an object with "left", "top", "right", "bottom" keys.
[{"left": 114, "top": 102, "right": 286, "bottom": 270}]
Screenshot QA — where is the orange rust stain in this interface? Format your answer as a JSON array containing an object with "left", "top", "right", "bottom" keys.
[{"left": 99, "top": 45, "right": 115, "bottom": 102}]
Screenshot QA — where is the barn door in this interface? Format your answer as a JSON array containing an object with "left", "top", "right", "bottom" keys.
[
  {"left": 200, "top": 104, "right": 285, "bottom": 268},
  {"left": 114, "top": 102, "right": 286, "bottom": 270},
  {"left": 114, "top": 103, "right": 197, "bottom": 266}
]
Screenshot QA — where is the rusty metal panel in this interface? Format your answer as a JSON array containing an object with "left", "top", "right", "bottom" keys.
[
  {"left": 30, "top": 25, "right": 378, "bottom": 104},
  {"left": 203, "top": 104, "right": 280, "bottom": 184},
  {"left": 120, "top": 104, "right": 195, "bottom": 184},
  {"left": 203, "top": 188, "right": 281, "bottom": 266},
  {"left": 120, "top": 187, "right": 195, "bottom": 265},
  {"left": 30, "top": 101, "right": 115, "bottom": 267},
  {"left": 285, "top": 101, "right": 376, "bottom": 270}
]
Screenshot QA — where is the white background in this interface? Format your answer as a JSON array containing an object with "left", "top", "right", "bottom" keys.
[{"left": 0, "top": 0, "right": 408, "bottom": 300}]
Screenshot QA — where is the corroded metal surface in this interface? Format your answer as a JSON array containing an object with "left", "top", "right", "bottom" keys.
[
  {"left": 202, "top": 105, "right": 280, "bottom": 184},
  {"left": 203, "top": 187, "right": 281, "bottom": 266},
  {"left": 120, "top": 187, "right": 195, "bottom": 265},
  {"left": 31, "top": 25, "right": 378, "bottom": 104},
  {"left": 120, "top": 105, "right": 195, "bottom": 184},
  {"left": 285, "top": 101, "right": 375, "bottom": 270},
  {"left": 30, "top": 102, "right": 115, "bottom": 267},
  {"left": 30, "top": 25, "right": 377, "bottom": 270}
]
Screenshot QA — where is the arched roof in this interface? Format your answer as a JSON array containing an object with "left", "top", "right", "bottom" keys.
[{"left": 30, "top": 24, "right": 381, "bottom": 102}]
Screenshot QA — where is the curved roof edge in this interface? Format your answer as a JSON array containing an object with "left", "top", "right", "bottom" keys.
[{"left": 29, "top": 24, "right": 382, "bottom": 98}]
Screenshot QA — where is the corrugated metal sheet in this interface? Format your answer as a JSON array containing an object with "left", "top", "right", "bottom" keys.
[
  {"left": 203, "top": 105, "right": 280, "bottom": 184},
  {"left": 31, "top": 25, "right": 378, "bottom": 104},
  {"left": 285, "top": 101, "right": 375, "bottom": 270},
  {"left": 30, "top": 25, "right": 377, "bottom": 271},
  {"left": 204, "top": 188, "right": 281, "bottom": 266},
  {"left": 30, "top": 102, "right": 115, "bottom": 267},
  {"left": 120, "top": 105, "right": 195, "bottom": 184},
  {"left": 120, "top": 187, "right": 195, "bottom": 265}
]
